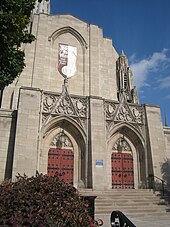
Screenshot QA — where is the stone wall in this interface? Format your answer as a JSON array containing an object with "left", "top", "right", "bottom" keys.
[
  {"left": 163, "top": 127, "right": 170, "bottom": 159},
  {"left": 12, "top": 88, "right": 41, "bottom": 178},
  {"left": 163, "top": 127, "right": 170, "bottom": 184},
  {"left": 144, "top": 104, "right": 166, "bottom": 178},
  {"left": 2, "top": 14, "right": 119, "bottom": 110},
  {"left": 0, "top": 110, "right": 16, "bottom": 181}
]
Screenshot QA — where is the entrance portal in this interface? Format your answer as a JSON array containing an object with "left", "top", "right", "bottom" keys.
[
  {"left": 111, "top": 152, "right": 134, "bottom": 189},
  {"left": 48, "top": 148, "right": 74, "bottom": 185}
]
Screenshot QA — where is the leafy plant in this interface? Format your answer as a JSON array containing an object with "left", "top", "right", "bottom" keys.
[
  {"left": 0, "top": 0, "right": 38, "bottom": 90},
  {"left": 0, "top": 173, "right": 91, "bottom": 226}
]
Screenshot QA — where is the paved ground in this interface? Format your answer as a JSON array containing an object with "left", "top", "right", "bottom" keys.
[
  {"left": 130, "top": 215, "right": 170, "bottom": 227},
  {"left": 95, "top": 213, "right": 170, "bottom": 227}
]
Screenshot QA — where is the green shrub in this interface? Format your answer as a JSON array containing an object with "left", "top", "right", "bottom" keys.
[{"left": 0, "top": 173, "right": 90, "bottom": 226}]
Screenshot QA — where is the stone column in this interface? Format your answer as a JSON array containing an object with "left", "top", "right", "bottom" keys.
[
  {"left": 145, "top": 104, "right": 166, "bottom": 178},
  {"left": 89, "top": 97, "right": 107, "bottom": 190},
  {"left": 12, "top": 88, "right": 41, "bottom": 178}
]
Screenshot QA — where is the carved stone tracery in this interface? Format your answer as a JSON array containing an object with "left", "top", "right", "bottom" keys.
[
  {"left": 43, "top": 95, "right": 58, "bottom": 114},
  {"left": 115, "top": 104, "right": 133, "bottom": 122},
  {"left": 104, "top": 98, "right": 144, "bottom": 133},
  {"left": 104, "top": 102, "right": 116, "bottom": 119},
  {"left": 112, "top": 138, "right": 131, "bottom": 152},
  {"left": 42, "top": 85, "right": 88, "bottom": 133},
  {"left": 50, "top": 132, "right": 73, "bottom": 148},
  {"left": 130, "top": 106, "right": 144, "bottom": 124}
]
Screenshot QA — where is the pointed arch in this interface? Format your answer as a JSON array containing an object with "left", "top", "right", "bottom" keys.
[
  {"left": 42, "top": 115, "right": 86, "bottom": 144},
  {"left": 39, "top": 116, "right": 88, "bottom": 188},
  {"left": 49, "top": 26, "right": 88, "bottom": 50},
  {"left": 107, "top": 122, "right": 145, "bottom": 149},
  {"left": 106, "top": 122, "right": 147, "bottom": 189}
]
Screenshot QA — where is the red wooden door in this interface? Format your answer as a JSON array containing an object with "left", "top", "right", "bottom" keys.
[
  {"left": 48, "top": 148, "right": 74, "bottom": 185},
  {"left": 111, "top": 152, "right": 134, "bottom": 189}
]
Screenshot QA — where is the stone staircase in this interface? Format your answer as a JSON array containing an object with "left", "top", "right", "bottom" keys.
[{"left": 79, "top": 189, "right": 170, "bottom": 226}]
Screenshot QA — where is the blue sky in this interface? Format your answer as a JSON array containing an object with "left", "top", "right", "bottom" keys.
[{"left": 50, "top": 0, "right": 170, "bottom": 125}]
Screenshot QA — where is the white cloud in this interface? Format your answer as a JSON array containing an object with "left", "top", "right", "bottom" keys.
[
  {"left": 129, "top": 53, "right": 136, "bottom": 63},
  {"left": 130, "top": 49, "right": 170, "bottom": 90},
  {"left": 158, "top": 76, "right": 170, "bottom": 89},
  {"left": 165, "top": 94, "right": 170, "bottom": 99}
]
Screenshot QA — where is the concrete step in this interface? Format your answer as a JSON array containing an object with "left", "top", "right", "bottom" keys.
[
  {"left": 95, "top": 206, "right": 167, "bottom": 213},
  {"left": 80, "top": 189, "right": 170, "bottom": 220},
  {"left": 80, "top": 189, "right": 170, "bottom": 227},
  {"left": 95, "top": 202, "right": 167, "bottom": 209},
  {"left": 96, "top": 202, "right": 162, "bottom": 207},
  {"left": 95, "top": 193, "right": 158, "bottom": 197},
  {"left": 80, "top": 189, "right": 154, "bottom": 194},
  {"left": 95, "top": 198, "right": 161, "bottom": 205},
  {"left": 95, "top": 196, "right": 159, "bottom": 203}
]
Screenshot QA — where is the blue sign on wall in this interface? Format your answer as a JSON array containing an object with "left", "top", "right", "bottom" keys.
[{"left": 96, "top": 160, "right": 103, "bottom": 167}]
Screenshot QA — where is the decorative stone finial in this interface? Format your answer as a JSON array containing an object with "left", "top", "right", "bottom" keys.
[
  {"left": 121, "top": 50, "right": 126, "bottom": 56},
  {"left": 33, "top": 0, "right": 50, "bottom": 14}
]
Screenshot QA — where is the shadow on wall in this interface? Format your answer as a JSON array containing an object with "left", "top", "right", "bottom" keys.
[
  {"left": 5, "top": 111, "right": 17, "bottom": 179},
  {"left": 161, "top": 159, "right": 170, "bottom": 211},
  {"left": 148, "top": 159, "right": 170, "bottom": 211},
  {"left": 152, "top": 158, "right": 170, "bottom": 191},
  {"left": 161, "top": 158, "right": 170, "bottom": 187}
]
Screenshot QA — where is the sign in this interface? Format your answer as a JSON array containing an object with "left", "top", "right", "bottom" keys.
[
  {"left": 58, "top": 43, "right": 77, "bottom": 78},
  {"left": 96, "top": 160, "right": 103, "bottom": 167}
]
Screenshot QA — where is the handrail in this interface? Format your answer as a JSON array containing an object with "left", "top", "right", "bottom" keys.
[
  {"left": 110, "top": 210, "right": 136, "bottom": 227},
  {"left": 148, "top": 174, "right": 169, "bottom": 196},
  {"left": 152, "top": 175, "right": 168, "bottom": 184}
]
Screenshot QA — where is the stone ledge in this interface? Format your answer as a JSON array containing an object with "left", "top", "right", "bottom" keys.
[{"left": 0, "top": 109, "right": 16, "bottom": 118}]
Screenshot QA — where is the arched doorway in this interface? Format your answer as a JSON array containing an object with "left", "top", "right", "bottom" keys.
[
  {"left": 111, "top": 138, "right": 134, "bottom": 189},
  {"left": 40, "top": 116, "right": 88, "bottom": 188},
  {"left": 47, "top": 130, "right": 74, "bottom": 184},
  {"left": 107, "top": 124, "right": 146, "bottom": 189}
]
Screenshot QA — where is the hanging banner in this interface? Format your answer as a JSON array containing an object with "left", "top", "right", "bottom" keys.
[{"left": 58, "top": 43, "right": 77, "bottom": 78}]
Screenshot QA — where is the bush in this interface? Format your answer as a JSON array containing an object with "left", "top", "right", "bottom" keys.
[{"left": 0, "top": 173, "right": 90, "bottom": 226}]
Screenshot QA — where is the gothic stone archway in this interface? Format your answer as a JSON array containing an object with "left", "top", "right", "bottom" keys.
[
  {"left": 40, "top": 117, "right": 87, "bottom": 188},
  {"left": 107, "top": 124, "right": 146, "bottom": 189},
  {"left": 111, "top": 138, "right": 134, "bottom": 189}
]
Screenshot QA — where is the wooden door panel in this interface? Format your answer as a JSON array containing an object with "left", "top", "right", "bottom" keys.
[
  {"left": 112, "top": 152, "right": 134, "bottom": 189},
  {"left": 48, "top": 148, "right": 74, "bottom": 185}
]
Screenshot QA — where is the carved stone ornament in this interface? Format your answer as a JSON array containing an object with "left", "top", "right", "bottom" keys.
[
  {"left": 56, "top": 94, "right": 75, "bottom": 115},
  {"left": 43, "top": 95, "right": 58, "bottom": 114},
  {"left": 130, "top": 106, "right": 144, "bottom": 124},
  {"left": 50, "top": 132, "right": 73, "bottom": 148},
  {"left": 72, "top": 98, "right": 87, "bottom": 118},
  {"left": 112, "top": 138, "right": 131, "bottom": 151},
  {"left": 42, "top": 83, "right": 88, "bottom": 132},
  {"left": 104, "top": 102, "right": 117, "bottom": 120},
  {"left": 114, "top": 92, "right": 145, "bottom": 126},
  {"left": 115, "top": 104, "right": 134, "bottom": 122},
  {"left": 104, "top": 93, "right": 144, "bottom": 134}
]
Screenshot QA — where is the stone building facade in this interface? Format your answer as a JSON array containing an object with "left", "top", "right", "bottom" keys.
[{"left": 0, "top": 0, "right": 170, "bottom": 190}]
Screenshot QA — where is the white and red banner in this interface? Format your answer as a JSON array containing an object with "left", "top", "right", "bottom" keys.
[{"left": 58, "top": 43, "right": 77, "bottom": 78}]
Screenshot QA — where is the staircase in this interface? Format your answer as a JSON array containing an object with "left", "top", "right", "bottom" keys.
[{"left": 79, "top": 189, "right": 170, "bottom": 226}]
